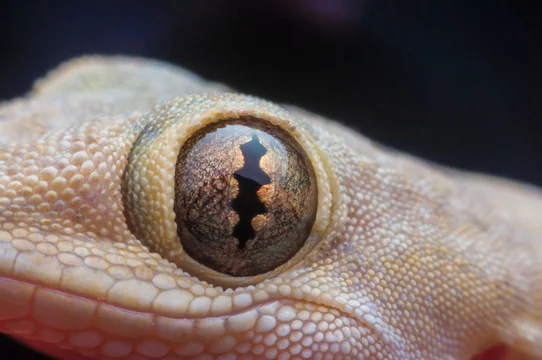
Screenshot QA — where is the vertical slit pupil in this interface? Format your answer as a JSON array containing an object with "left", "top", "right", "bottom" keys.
[{"left": 232, "top": 134, "right": 271, "bottom": 249}]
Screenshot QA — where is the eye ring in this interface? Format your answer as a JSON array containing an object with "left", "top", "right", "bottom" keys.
[{"left": 122, "top": 93, "right": 335, "bottom": 287}]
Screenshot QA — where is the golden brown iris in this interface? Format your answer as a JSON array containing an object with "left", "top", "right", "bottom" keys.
[{"left": 174, "top": 117, "right": 318, "bottom": 276}]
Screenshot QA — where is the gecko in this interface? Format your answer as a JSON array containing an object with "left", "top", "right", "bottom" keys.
[{"left": 0, "top": 56, "right": 541, "bottom": 360}]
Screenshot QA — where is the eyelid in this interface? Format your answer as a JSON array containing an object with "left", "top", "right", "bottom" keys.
[{"left": 122, "top": 93, "right": 338, "bottom": 287}]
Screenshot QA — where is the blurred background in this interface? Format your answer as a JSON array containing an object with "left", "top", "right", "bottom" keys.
[{"left": 0, "top": 0, "right": 541, "bottom": 358}]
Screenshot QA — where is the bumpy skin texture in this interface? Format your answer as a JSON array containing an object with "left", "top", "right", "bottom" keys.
[{"left": 0, "top": 56, "right": 541, "bottom": 360}]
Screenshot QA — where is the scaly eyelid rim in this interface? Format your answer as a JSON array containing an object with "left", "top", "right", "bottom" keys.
[{"left": 123, "top": 93, "right": 341, "bottom": 288}]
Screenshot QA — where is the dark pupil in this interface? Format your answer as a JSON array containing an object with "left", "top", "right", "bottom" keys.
[{"left": 232, "top": 134, "right": 271, "bottom": 248}]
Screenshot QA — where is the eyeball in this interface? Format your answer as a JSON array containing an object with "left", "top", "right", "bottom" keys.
[
  {"left": 174, "top": 118, "right": 318, "bottom": 276},
  {"left": 122, "top": 94, "right": 334, "bottom": 286}
]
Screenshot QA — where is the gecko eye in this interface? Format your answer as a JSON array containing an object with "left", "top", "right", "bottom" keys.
[
  {"left": 174, "top": 119, "right": 318, "bottom": 276},
  {"left": 123, "top": 94, "right": 334, "bottom": 287}
]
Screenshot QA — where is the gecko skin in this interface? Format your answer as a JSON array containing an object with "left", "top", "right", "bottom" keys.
[{"left": 0, "top": 56, "right": 541, "bottom": 360}]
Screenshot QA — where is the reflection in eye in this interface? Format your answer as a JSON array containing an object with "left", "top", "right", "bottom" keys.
[{"left": 174, "top": 118, "right": 318, "bottom": 276}]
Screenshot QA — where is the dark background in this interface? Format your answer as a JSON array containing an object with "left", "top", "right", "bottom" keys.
[{"left": 1, "top": 1, "right": 541, "bottom": 358}]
